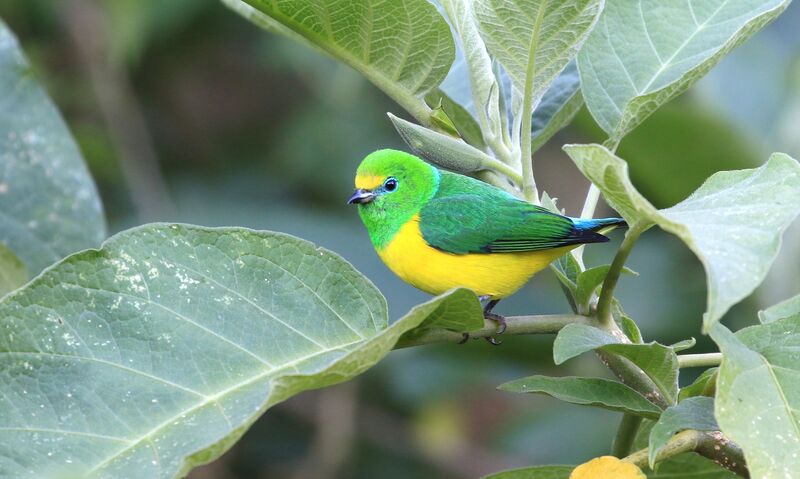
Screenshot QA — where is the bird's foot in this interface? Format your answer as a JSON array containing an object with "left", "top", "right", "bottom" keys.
[
  {"left": 483, "top": 312, "right": 506, "bottom": 345},
  {"left": 481, "top": 298, "right": 506, "bottom": 344}
]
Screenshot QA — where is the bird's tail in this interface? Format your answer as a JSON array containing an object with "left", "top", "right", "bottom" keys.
[{"left": 572, "top": 217, "right": 627, "bottom": 236}]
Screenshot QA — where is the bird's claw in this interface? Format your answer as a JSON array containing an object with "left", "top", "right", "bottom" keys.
[
  {"left": 458, "top": 332, "right": 470, "bottom": 345},
  {"left": 484, "top": 335, "right": 502, "bottom": 346},
  {"left": 485, "top": 312, "right": 507, "bottom": 335}
]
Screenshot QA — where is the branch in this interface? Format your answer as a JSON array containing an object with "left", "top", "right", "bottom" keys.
[
  {"left": 596, "top": 222, "right": 647, "bottom": 328},
  {"left": 612, "top": 414, "right": 642, "bottom": 457},
  {"left": 394, "top": 314, "right": 596, "bottom": 349},
  {"left": 678, "top": 353, "right": 723, "bottom": 368},
  {"left": 622, "top": 429, "right": 749, "bottom": 478}
]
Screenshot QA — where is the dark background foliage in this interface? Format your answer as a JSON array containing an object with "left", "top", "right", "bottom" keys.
[{"left": 2, "top": 2, "right": 799, "bottom": 477}]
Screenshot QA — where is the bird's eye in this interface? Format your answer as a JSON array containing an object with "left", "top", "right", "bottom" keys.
[{"left": 384, "top": 177, "right": 398, "bottom": 192}]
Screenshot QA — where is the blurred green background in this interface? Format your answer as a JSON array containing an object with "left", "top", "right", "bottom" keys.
[{"left": 2, "top": 1, "right": 799, "bottom": 477}]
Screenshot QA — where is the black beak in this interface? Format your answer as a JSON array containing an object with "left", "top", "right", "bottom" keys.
[{"left": 347, "top": 189, "right": 376, "bottom": 205}]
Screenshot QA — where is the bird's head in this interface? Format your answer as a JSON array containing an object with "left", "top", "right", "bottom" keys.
[{"left": 348, "top": 149, "right": 439, "bottom": 244}]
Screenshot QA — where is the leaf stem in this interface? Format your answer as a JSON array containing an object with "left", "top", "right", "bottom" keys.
[
  {"left": 519, "top": 2, "right": 547, "bottom": 204},
  {"left": 678, "top": 352, "right": 723, "bottom": 368},
  {"left": 596, "top": 222, "right": 646, "bottom": 328},
  {"left": 393, "top": 314, "right": 597, "bottom": 349},
  {"left": 612, "top": 414, "right": 643, "bottom": 457}
]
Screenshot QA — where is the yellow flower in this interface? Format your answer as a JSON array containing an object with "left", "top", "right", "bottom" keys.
[{"left": 570, "top": 456, "right": 646, "bottom": 479}]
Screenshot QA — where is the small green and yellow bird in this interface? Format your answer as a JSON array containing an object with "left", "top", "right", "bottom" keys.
[{"left": 348, "top": 149, "right": 624, "bottom": 337}]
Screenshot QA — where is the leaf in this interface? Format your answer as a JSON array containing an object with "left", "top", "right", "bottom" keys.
[
  {"left": 633, "top": 421, "right": 736, "bottom": 478},
  {"left": 0, "top": 243, "right": 27, "bottom": 297},
  {"left": 678, "top": 367, "right": 717, "bottom": 401},
  {"left": 473, "top": 0, "right": 603, "bottom": 110},
  {"left": 575, "top": 265, "right": 637, "bottom": 313},
  {"left": 619, "top": 315, "right": 642, "bottom": 344},
  {"left": 224, "top": 0, "right": 455, "bottom": 120},
  {"left": 669, "top": 338, "right": 695, "bottom": 353},
  {"left": 570, "top": 456, "right": 645, "bottom": 479},
  {"left": 0, "top": 20, "right": 106, "bottom": 274},
  {"left": 389, "top": 113, "right": 517, "bottom": 180},
  {"left": 759, "top": 293, "right": 800, "bottom": 324},
  {"left": 553, "top": 323, "right": 678, "bottom": 404},
  {"left": 648, "top": 397, "right": 718, "bottom": 468},
  {"left": 0, "top": 224, "right": 482, "bottom": 479},
  {"left": 578, "top": 0, "right": 792, "bottom": 141},
  {"left": 564, "top": 145, "right": 800, "bottom": 331},
  {"left": 530, "top": 62, "right": 583, "bottom": 152},
  {"left": 499, "top": 375, "right": 662, "bottom": 419},
  {"left": 425, "top": 89, "right": 487, "bottom": 149},
  {"left": 644, "top": 453, "right": 738, "bottom": 478},
  {"left": 711, "top": 318, "right": 800, "bottom": 478},
  {"left": 440, "top": 0, "right": 504, "bottom": 144},
  {"left": 483, "top": 465, "right": 573, "bottom": 479}
]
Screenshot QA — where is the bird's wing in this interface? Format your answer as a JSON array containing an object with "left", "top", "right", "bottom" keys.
[{"left": 418, "top": 194, "right": 608, "bottom": 254}]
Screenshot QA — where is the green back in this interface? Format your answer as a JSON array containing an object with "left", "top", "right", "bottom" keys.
[{"left": 419, "top": 171, "right": 604, "bottom": 254}]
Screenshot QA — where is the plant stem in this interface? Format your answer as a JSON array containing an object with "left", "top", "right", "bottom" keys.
[
  {"left": 571, "top": 183, "right": 602, "bottom": 267},
  {"left": 393, "top": 314, "right": 597, "bottom": 349},
  {"left": 519, "top": 3, "right": 547, "bottom": 204},
  {"left": 597, "top": 350, "right": 670, "bottom": 409},
  {"left": 622, "top": 429, "right": 704, "bottom": 468},
  {"left": 623, "top": 430, "right": 749, "bottom": 478},
  {"left": 482, "top": 157, "right": 524, "bottom": 185},
  {"left": 612, "top": 414, "right": 642, "bottom": 458},
  {"left": 596, "top": 222, "right": 646, "bottom": 328},
  {"left": 678, "top": 352, "right": 723, "bottom": 368}
]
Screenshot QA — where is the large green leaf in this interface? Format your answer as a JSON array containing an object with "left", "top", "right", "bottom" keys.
[
  {"left": 224, "top": 0, "right": 455, "bottom": 122},
  {"left": 499, "top": 375, "right": 662, "bottom": 419},
  {"left": 0, "top": 20, "right": 106, "bottom": 274},
  {"left": 711, "top": 318, "right": 800, "bottom": 478},
  {"left": 564, "top": 145, "right": 800, "bottom": 331},
  {"left": 483, "top": 465, "right": 573, "bottom": 479},
  {"left": 553, "top": 323, "right": 678, "bottom": 404},
  {"left": 473, "top": 0, "right": 602, "bottom": 110},
  {"left": 647, "top": 397, "right": 717, "bottom": 468},
  {"left": 578, "top": 0, "right": 791, "bottom": 141},
  {"left": 0, "top": 244, "right": 27, "bottom": 297},
  {"left": 0, "top": 224, "right": 482, "bottom": 479},
  {"left": 529, "top": 62, "right": 583, "bottom": 152}
]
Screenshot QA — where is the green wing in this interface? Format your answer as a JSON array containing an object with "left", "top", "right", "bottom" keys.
[{"left": 419, "top": 173, "right": 607, "bottom": 254}]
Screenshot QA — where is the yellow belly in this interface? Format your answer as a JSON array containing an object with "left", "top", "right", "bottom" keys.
[{"left": 377, "top": 215, "right": 571, "bottom": 298}]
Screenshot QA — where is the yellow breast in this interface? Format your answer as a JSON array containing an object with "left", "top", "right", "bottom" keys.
[{"left": 377, "top": 214, "right": 571, "bottom": 299}]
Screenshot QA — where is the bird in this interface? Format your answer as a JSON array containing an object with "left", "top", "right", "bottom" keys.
[{"left": 347, "top": 149, "right": 625, "bottom": 342}]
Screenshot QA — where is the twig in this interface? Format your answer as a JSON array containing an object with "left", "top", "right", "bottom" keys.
[
  {"left": 678, "top": 353, "right": 723, "bottom": 368},
  {"left": 596, "top": 222, "right": 646, "bottom": 328},
  {"left": 518, "top": 3, "right": 547, "bottom": 204},
  {"left": 394, "top": 314, "right": 597, "bottom": 349},
  {"left": 623, "top": 430, "right": 749, "bottom": 478}
]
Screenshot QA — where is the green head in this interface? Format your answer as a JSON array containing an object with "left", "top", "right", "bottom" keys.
[{"left": 348, "top": 149, "right": 439, "bottom": 249}]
